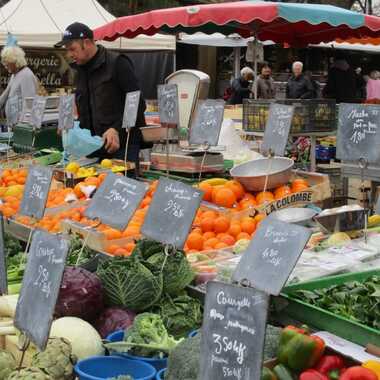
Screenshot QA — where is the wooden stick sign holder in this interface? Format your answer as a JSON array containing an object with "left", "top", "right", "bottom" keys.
[{"left": 358, "top": 157, "right": 369, "bottom": 244}]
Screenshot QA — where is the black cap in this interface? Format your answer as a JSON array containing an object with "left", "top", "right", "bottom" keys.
[{"left": 55, "top": 22, "right": 94, "bottom": 47}]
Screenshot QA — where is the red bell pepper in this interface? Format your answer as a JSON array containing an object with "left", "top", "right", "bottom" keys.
[
  {"left": 340, "top": 366, "right": 378, "bottom": 380},
  {"left": 300, "top": 369, "right": 329, "bottom": 380},
  {"left": 314, "top": 355, "right": 346, "bottom": 380}
]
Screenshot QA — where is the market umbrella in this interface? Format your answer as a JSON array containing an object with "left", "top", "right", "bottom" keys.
[{"left": 94, "top": 1, "right": 380, "bottom": 47}]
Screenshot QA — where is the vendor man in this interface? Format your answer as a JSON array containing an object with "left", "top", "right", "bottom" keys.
[{"left": 55, "top": 22, "right": 146, "bottom": 170}]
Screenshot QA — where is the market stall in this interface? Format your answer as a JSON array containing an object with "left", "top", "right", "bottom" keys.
[{"left": 0, "top": 1, "right": 379, "bottom": 380}]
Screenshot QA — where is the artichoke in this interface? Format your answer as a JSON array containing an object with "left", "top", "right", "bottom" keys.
[
  {"left": 31, "top": 338, "right": 76, "bottom": 380},
  {"left": 0, "top": 349, "right": 16, "bottom": 378},
  {"left": 6, "top": 367, "right": 53, "bottom": 380}
]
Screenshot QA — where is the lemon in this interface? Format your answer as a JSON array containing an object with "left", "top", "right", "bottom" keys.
[
  {"left": 5, "top": 185, "right": 24, "bottom": 197},
  {"left": 100, "top": 159, "right": 113, "bottom": 169},
  {"left": 66, "top": 162, "right": 80, "bottom": 174}
]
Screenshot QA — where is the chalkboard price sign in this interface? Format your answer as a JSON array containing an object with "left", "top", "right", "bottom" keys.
[
  {"left": 232, "top": 218, "right": 311, "bottom": 296},
  {"left": 0, "top": 215, "right": 7, "bottom": 295},
  {"left": 337, "top": 103, "right": 380, "bottom": 164},
  {"left": 157, "top": 84, "right": 179, "bottom": 125},
  {"left": 6, "top": 95, "right": 22, "bottom": 127},
  {"left": 189, "top": 99, "right": 225, "bottom": 146},
  {"left": 261, "top": 103, "right": 294, "bottom": 157},
  {"left": 141, "top": 178, "right": 203, "bottom": 249},
  {"left": 123, "top": 91, "right": 141, "bottom": 129},
  {"left": 58, "top": 95, "right": 74, "bottom": 130},
  {"left": 30, "top": 96, "right": 47, "bottom": 128},
  {"left": 14, "top": 230, "right": 69, "bottom": 351},
  {"left": 199, "top": 281, "right": 269, "bottom": 380},
  {"left": 85, "top": 173, "right": 148, "bottom": 231},
  {"left": 19, "top": 165, "right": 53, "bottom": 220}
]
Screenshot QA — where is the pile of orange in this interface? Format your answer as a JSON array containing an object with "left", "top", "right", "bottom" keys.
[
  {"left": 199, "top": 178, "right": 310, "bottom": 210},
  {"left": 0, "top": 168, "right": 27, "bottom": 186},
  {"left": 184, "top": 209, "right": 266, "bottom": 253}
]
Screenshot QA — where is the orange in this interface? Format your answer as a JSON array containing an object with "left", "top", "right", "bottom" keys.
[
  {"left": 84, "top": 176, "right": 100, "bottom": 186},
  {"left": 198, "top": 182, "right": 213, "bottom": 202},
  {"left": 215, "top": 242, "right": 229, "bottom": 249},
  {"left": 253, "top": 214, "right": 266, "bottom": 225},
  {"left": 214, "top": 188, "right": 237, "bottom": 208},
  {"left": 239, "top": 199, "right": 257, "bottom": 210},
  {"left": 201, "top": 217, "right": 215, "bottom": 232},
  {"left": 291, "top": 183, "right": 309, "bottom": 193},
  {"left": 203, "top": 237, "right": 219, "bottom": 250},
  {"left": 187, "top": 233, "right": 205, "bottom": 251},
  {"left": 228, "top": 223, "right": 241, "bottom": 237},
  {"left": 236, "top": 232, "right": 251, "bottom": 241},
  {"left": 201, "top": 210, "right": 218, "bottom": 220},
  {"left": 240, "top": 218, "right": 256, "bottom": 235},
  {"left": 256, "top": 191, "right": 275, "bottom": 205},
  {"left": 191, "top": 227, "right": 202, "bottom": 235},
  {"left": 203, "top": 231, "right": 216, "bottom": 240},
  {"left": 16, "top": 177, "right": 26, "bottom": 185},
  {"left": 292, "top": 178, "right": 309, "bottom": 188},
  {"left": 211, "top": 185, "right": 224, "bottom": 204},
  {"left": 219, "top": 234, "right": 236, "bottom": 246},
  {"left": 274, "top": 185, "right": 292, "bottom": 200},
  {"left": 74, "top": 183, "right": 84, "bottom": 198},
  {"left": 214, "top": 216, "right": 230, "bottom": 233},
  {"left": 225, "top": 180, "right": 245, "bottom": 201},
  {"left": 241, "top": 193, "right": 256, "bottom": 202}
]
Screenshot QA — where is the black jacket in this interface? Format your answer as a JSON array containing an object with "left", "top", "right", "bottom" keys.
[
  {"left": 228, "top": 77, "right": 251, "bottom": 105},
  {"left": 74, "top": 45, "right": 147, "bottom": 162},
  {"left": 286, "top": 74, "right": 314, "bottom": 99}
]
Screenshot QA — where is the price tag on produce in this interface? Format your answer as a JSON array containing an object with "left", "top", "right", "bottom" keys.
[
  {"left": 232, "top": 218, "right": 311, "bottom": 296},
  {"left": 141, "top": 178, "right": 203, "bottom": 249},
  {"left": 58, "top": 95, "right": 75, "bottom": 130},
  {"left": 157, "top": 84, "right": 179, "bottom": 125},
  {"left": 199, "top": 281, "right": 269, "bottom": 380},
  {"left": 122, "top": 90, "right": 141, "bottom": 129},
  {"left": 30, "top": 96, "right": 47, "bottom": 129},
  {"left": 14, "top": 230, "right": 69, "bottom": 351},
  {"left": 261, "top": 103, "right": 294, "bottom": 157},
  {"left": 19, "top": 165, "right": 53, "bottom": 220},
  {"left": 0, "top": 215, "right": 7, "bottom": 295},
  {"left": 337, "top": 103, "right": 380, "bottom": 164},
  {"left": 6, "top": 95, "right": 22, "bottom": 127},
  {"left": 189, "top": 99, "right": 225, "bottom": 146},
  {"left": 85, "top": 173, "right": 148, "bottom": 231}
]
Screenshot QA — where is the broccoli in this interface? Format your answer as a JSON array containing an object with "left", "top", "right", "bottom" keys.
[{"left": 104, "top": 313, "right": 183, "bottom": 358}]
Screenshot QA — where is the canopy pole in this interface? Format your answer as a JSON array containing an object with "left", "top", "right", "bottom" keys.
[{"left": 233, "top": 46, "right": 241, "bottom": 78}]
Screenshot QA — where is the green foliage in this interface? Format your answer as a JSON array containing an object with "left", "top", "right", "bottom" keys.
[
  {"left": 97, "top": 257, "right": 163, "bottom": 311},
  {"left": 292, "top": 275, "right": 380, "bottom": 329},
  {"left": 66, "top": 234, "right": 96, "bottom": 266}
]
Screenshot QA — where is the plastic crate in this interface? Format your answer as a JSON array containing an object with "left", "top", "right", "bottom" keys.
[
  {"left": 278, "top": 269, "right": 380, "bottom": 346},
  {"left": 243, "top": 99, "right": 336, "bottom": 133}
]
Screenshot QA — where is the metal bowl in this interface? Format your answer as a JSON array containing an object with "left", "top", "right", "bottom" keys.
[
  {"left": 269, "top": 207, "right": 317, "bottom": 226},
  {"left": 230, "top": 157, "right": 294, "bottom": 191}
]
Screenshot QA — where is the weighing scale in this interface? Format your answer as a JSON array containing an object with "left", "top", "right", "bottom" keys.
[{"left": 149, "top": 70, "right": 225, "bottom": 173}]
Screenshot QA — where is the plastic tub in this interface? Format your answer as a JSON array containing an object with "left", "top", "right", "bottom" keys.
[
  {"left": 107, "top": 331, "right": 168, "bottom": 371},
  {"left": 156, "top": 368, "right": 166, "bottom": 380},
  {"left": 75, "top": 355, "right": 156, "bottom": 380}
]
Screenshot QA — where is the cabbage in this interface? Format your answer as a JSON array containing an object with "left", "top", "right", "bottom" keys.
[
  {"left": 55, "top": 266, "right": 104, "bottom": 322},
  {"left": 97, "top": 257, "right": 163, "bottom": 311},
  {"left": 94, "top": 307, "right": 136, "bottom": 338}
]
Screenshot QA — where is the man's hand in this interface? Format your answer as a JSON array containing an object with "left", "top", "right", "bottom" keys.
[{"left": 103, "top": 128, "right": 120, "bottom": 154}]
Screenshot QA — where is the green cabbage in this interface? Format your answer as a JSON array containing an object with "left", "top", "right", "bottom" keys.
[{"left": 97, "top": 257, "right": 163, "bottom": 311}]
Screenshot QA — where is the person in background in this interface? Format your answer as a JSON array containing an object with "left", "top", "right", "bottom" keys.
[
  {"left": 322, "top": 54, "right": 357, "bottom": 103},
  {"left": 256, "top": 64, "right": 276, "bottom": 99},
  {"left": 286, "top": 61, "right": 314, "bottom": 99},
  {"left": 366, "top": 70, "right": 380, "bottom": 101},
  {"left": 228, "top": 66, "right": 254, "bottom": 105},
  {"left": 304, "top": 70, "right": 320, "bottom": 99},
  {"left": 355, "top": 67, "right": 366, "bottom": 101},
  {"left": 55, "top": 22, "right": 146, "bottom": 171},
  {"left": 0, "top": 45, "right": 38, "bottom": 118}
]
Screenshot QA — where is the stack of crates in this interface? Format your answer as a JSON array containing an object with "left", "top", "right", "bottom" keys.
[{"left": 243, "top": 99, "right": 336, "bottom": 133}]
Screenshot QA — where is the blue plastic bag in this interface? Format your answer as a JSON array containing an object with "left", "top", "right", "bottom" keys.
[{"left": 62, "top": 122, "right": 103, "bottom": 157}]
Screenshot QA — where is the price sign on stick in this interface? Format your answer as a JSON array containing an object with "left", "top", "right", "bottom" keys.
[
  {"left": 58, "top": 95, "right": 74, "bottom": 130},
  {"left": 189, "top": 99, "right": 225, "bottom": 146},
  {"left": 123, "top": 91, "right": 141, "bottom": 129},
  {"left": 158, "top": 84, "right": 179, "bottom": 125},
  {"left": 261, "top": 103, "right": 294, "bottom": 157},
  {"left": 232, "top": 218, "right": 311, "bottom": 296},
  {"left": 30, "top": 96, "right": 47, "bottom": 129},
  {"left": 141, "top": 178, "right": 203, "bottom": 249},
  {"left": 337, "top": 103, "right": 380, "bottom": 164},
  {"left": 85, "top": 173, "right": 148, "bottom": 231},
  {"left": 19, "top": 165, "right": 53, "bottom": 220},
  {"left": 6, "top": 95, "right": 22, "bottom": 127},
  {"left": 14, "top": 230, "right": 69, "bottom": 351},
  {"left": 199, "top": 281, "right": 269, "bottom": 380},
  {"left": 0, "top": 215, "right": 7, "bottom": 295}
]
